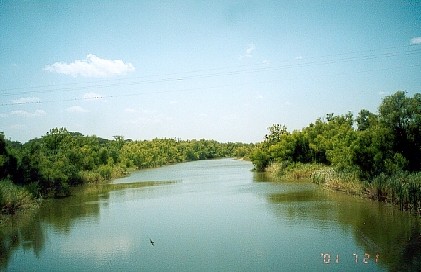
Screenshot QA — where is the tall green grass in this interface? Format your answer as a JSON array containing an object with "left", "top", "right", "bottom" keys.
[
  {"left": 266, "top": 162, "right": 325, "bottom": 181},
  {"left": 0, "top": 179, "right": 38, "bottom": 215},
  {"left": 371, "top": 172, "right": 421, "bottom": 214},
  {"left": 266, "top": 161, "right": 420, "bottom": 215},
  {"left": 297, "top": 165, "right": 420, "bottom": 215},
  {"left": 310, "top": 167, "right": 364, "bottom": 196}
]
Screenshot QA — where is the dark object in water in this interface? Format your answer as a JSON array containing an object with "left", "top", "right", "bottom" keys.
[{"left": 149, "top": 238, "right": 155, "bottom": 246}]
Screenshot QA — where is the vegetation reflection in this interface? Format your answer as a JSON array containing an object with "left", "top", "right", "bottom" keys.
[
  {"left": 266, "top": 184, "right": 421, "bottom": 271},
  {"left": 0, "top": 180, "right": 173, "bottom": 268}
]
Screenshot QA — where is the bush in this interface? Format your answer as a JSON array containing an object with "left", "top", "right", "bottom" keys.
[
  {"left": 311, "top": 167, "right": 363, "bottom": 195},
  {"left": 311, "top": 167, "right": 336, "bottom": 185},
  {"left": 372, "top": 172, "right": 421, "bottom": 213},
  {"left": 265, "top": 162, "right": 325, "bottom": 181},
  {"left": 0, "top": 179, "right": 37, "bottom": 214},
  {"left": 80, "top": 170, "right": 104, "bottom": 183}
]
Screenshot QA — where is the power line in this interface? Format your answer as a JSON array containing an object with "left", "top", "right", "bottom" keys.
[
  {"left": 0, "top": 45, "right": 420, "bottom": 106},
  {"left": 2, "top": 45, "right": 419, "bottom": 97},
  {"left": 1, "top": 61, "right": 420, "bottom": 108}
]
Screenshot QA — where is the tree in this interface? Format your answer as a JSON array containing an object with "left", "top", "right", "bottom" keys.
[
  {"left": 379, "top": 91, "right": 421, "bottom": 171},
  {"left": 250, "top": 146, "right": 270, "bottom": 172},
  {"left": 356, "top": 109, "right": 377, "bottom": 131},
  {"left": 264, "top": 124, "right": 288, "bottom": 145},
  {"left": 0, "top": 133, "right": 21, "bottom": 182}
]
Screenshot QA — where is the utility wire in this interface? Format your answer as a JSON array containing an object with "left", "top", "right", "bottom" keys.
[
  {"left": 1, "top": 45, "right": 420, "bottom": 107},
  {"left": 1, "top": 62, "right": 419, "bottom": 108},
  {"left": 1, "top": 44, "right": 419, "bottom": 96},
  {"left": 1, "top": 45, "right": 419, "bottom": 97}
]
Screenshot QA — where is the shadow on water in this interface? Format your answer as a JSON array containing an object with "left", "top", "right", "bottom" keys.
[
  {"left": 2, "top": 160, "right": 420, "bottom": 271},
  {"left": 0, "top": 180, "right": 175, "bottom": 270},
  {"left": 265, "top": 179, "right": 421, "bottom": 272},
  {"left": 0, "top": 209, "right": 44, "bottom": 270},
  {"left": 40, "top": 180, "right": 176, "bottom": 232}
]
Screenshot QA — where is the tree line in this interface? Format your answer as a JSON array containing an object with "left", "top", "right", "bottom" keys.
[
  {"left": 2, "top": 90, "right": 419, "bottom": 214},
  {"left": 0, "top": 128, "right": 252, "bottom": 213},
  {"left": 250, "top": 91, "right": 421, "bottom": 213}
]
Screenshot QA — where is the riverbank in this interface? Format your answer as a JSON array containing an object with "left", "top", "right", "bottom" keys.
[
  {"left": 264, "top": 162, "right": 421, "bottom": 215},
  {"left": 0, "top": 180, "right": 39, "bottom": 215},
  {"left": 5, "top": 158, "right": 416, "bottom": 271},
  {"left": 0, "top": 156, "right": 247, "bottom": 216}
]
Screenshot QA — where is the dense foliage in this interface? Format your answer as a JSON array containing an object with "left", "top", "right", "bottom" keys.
[
  {"left": 2, "top": 90, "right": 420, "bottom": 214},
  {"left": 0, "top": 128, "right": 252, "bottom": 207},
  {"left": 251, "top": 91, "right": 421, "bottom": 213}
]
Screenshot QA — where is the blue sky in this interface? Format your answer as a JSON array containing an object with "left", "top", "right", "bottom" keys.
[{"left": 1, "top": 1, "right": 420, "bottom": 143}]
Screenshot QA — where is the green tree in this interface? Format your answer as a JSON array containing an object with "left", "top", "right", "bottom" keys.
[
  {"left": 356, "top": 109, "right": 377, "bottom": 131},
  {"left": 379, "top": 91, "right": 421, "bottom": 171}
]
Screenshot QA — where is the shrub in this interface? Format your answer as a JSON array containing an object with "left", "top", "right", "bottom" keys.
[
  {"left": 371, "top": 172, "right": 421, "bottom": 214},
  {"left": 0, "top": 179, "right": 37, "bottom": 214},
  {"left": 311, "top": 167, "right": 363, "bottom": 195}
]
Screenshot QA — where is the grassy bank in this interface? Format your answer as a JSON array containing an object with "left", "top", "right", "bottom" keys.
[
  {"left": 0, "top": 180, "right": 38, "bottom": 215},
  {"left": 266, "top": 162, "right": 325, "bottom": 181},
  {"left": 264, "top": 162, "right": 421, "bottom": 215}
]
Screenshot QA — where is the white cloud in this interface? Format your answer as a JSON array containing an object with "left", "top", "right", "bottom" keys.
[
  {"left": 44, "top": 54, "right": 135, "bottom": 78},
  {"left": 66, "top": 106, "right": 88, "bottom": 113},
  {"left": 262, "top": 59, "right": 271, "bottom": 65},
  {"left": 410, "top": 37, "right": 421, "bottom": 45},
  {"left": 239, "top": 44, "right": 256, "bottom": 60},
  {"left": 245, "top": 43, "right": 255, "bottom": 57},
  {"left": 12, "top": 97, "right": 41, "bottom": 104},
  {"left": 10, "top": 109, "right": 46, "bottom": 117}
]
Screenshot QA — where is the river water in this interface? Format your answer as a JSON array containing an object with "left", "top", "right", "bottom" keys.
[{"left": 1, "top": 159, "right": 420, "bottom": 271}]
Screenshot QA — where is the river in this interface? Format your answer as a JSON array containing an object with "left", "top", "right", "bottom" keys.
[{"left": 1, "top": 159, "right": 420, "bottom": 271}]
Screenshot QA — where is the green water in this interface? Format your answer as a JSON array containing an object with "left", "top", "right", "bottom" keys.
[{"left": 1, "top": 159, "right": 420, "bottom": 271}]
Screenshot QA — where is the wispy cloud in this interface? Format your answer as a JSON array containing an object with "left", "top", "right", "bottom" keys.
[
  {"left": 262, "top": 59, "right": 271, "bottom": 65},
  {"left": 12, "top": 97, "right": 41, "bottom": 104},
  {"left": 10, "top": 109, "right": 46, "bottom": 117},
  {"left": 239, "top": 43, "right": 256, "bottom": 60},
  {"left": 245, "top": 43, "right": 255, "bottom": 57},
  {"left": 44, "top": 54, "right": 135, "bottom": 78},
  {"left": 410, "top": 37, "right": 421, "bottom": 45},
  {"left": 66, "top": 106, "right": 88, "bottom": 113}
]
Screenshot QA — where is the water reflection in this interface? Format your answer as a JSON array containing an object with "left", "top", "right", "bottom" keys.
[
  {"left": 266, "top": 180, "right": 421, "bottom": 271},
  {"left": 1, "top": 160, "right": 420, "bottom": 271},
  {"left": 0, "top": 209, "right": 44, "bottom": 270},
  {"left": 41, "top": 181, "right": 176, "bottom": 232},
  {"left": 0, "top": 180, "right": 174, "bottom": 270}
]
